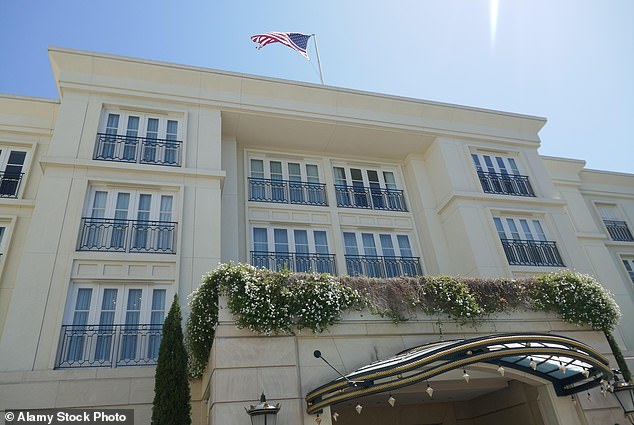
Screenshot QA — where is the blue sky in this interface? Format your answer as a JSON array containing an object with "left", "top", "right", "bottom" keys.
[{"left": 1, "top": 1, "right": 632, "bottom": 173}]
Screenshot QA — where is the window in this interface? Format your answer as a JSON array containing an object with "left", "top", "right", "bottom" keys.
[
  {"left": 0, "top": 148, "right": 27, "bottom": 198},
  {"left": 248, "top": 158, "right": 326, "bottom": 205},
  {"left": 251, "top": 227, "right": 334, "bottom": 274},
  {"left": 342, "top": 232, "right": 420, "bottom": 277},
  {"left": 596, "top": 203, "right": 634, "bottom": 242},
  {"left": 0, "top": 226, "right": 5, "bottom": 258},
  {"left": 78, "top": 188, "right": 177, "bottom": 253},
  {"left": 471, "top": 153, "right": 534, "bottom": 196},
  {"left": 94, "top": 111, "right": 182, "bottom": 166},
  {"left": 493, "top": 216, "right": 564, "bottom": 266},
  {"left": 57, "top": 283, "right": 170, "bottom": 368},
  {"left": 623, "top": 258, "right": 634, "bottom": 283},
  {"left": 333, "top": 166, "right": 406, "bottom": 211}
]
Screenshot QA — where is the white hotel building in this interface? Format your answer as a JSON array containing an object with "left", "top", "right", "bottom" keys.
[{"left": 0, "top": 47, "right": 633, "bottom": 424}]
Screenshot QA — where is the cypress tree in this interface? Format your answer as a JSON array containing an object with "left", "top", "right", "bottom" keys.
[{"left": 152, "top": 295, "right": 191, "bottom": 425}]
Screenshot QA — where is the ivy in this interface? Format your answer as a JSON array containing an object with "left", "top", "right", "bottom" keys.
[
  {"left": 186, "top": 264, "right": 622, "bottom": 379},
  {"left": 421, "top": 276, "right": 483, "bottom": 319}
]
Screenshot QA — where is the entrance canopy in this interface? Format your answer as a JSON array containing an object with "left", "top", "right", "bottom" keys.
[{"left": 306, "top": 333, "right": 612, "bottom": 414}]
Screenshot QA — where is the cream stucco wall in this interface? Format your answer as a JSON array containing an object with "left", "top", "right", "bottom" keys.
[
  {"left": 0, "top": 94, "right": 57, "bottom": 335},
  {"left": 543, "top": 157, "right": 634, "bottom": 362},
  {"left": 0, "top": 47, "right": 632, "bottom": 425},
  {"left": 207, "top": 299, "right": 624, "bottom": 425}
]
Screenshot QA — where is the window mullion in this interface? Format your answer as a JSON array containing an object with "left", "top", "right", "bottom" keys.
[
  {"left": 85, "top": 287, "right": 99, "bottom": 325},
  {"left": 500, "top": 218, "right": 514, "bottom": 239}
]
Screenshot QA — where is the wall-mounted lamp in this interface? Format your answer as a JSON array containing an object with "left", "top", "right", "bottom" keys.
[{"left": 245, "top": 393, "right": 280, "bottom": 425}]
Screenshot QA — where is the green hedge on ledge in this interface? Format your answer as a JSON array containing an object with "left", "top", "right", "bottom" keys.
[{"left": 185, "top": 263, "right": 621, "bottom": 379}]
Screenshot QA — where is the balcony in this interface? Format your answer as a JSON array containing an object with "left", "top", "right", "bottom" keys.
[
  {"left": 500, "top": 239, "right": 564, "bottom": 267},
  {"left": 0, "top": 171, "right": 24, "bottom": 198},
  {"left": 603, "top": 220, "right": 634, "bottom": 242},
  {"left": 335, "top": 185, "right": 407, "bottom": 211},
  {"left": 477, "top": 171, "right": 535, "bottom": 197},
  {"left": 345, "top": 255, "right": 422, "bottom": 278},
  {"left": 251, "top": 251, "right": 336, "bottom": 274},
  {"left": 248, "top": 178, "right": 328, "bottom": 206},
  {"left": 56, "top": 324, "right": 162, "bottom": 368},
  {"left": 94, "top": 133, "right": 182, "bottom": 167},
  {"left": 77, "top": 218, "right": 177, "bottom": 254}
]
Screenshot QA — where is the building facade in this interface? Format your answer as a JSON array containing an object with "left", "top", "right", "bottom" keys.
[{"left": 0, "top": 47, "right": 633, "bottom": 424}]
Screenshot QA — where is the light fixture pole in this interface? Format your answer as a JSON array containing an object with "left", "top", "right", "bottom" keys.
[
  {"left": 613, "top": 382, "right": 634, "bottom": 424},
  {"left": 245, "top": 393, "right": 281, "bottom": 425}
]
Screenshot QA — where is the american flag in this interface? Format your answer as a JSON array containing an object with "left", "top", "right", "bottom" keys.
[{"left": 250, "top": 32, "right": 312, "bottom": 60}]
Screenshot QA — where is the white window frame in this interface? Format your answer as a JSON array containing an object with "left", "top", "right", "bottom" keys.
[
  {"left": 250, "top": 226, "right": 334, "bottom": 273},
  {"left": 0, "top": 146, "right": 29, "bottom": 197},
  {"left": 0, "top": 225, "right": 6, "bottom": 257},
  {"left": 593, "top": 202, "right": 634, "bottom": 242},
  {"left": 60, "top": 282, "right": 173, "bottom": 365},
  {"left": 471, "top": 152, "right": 523, "bottom": 176},
  {"left": 595, "top": 203, "right": 624, "bottom": 220},
  {"left": 331, "top": 164, "right": 405, "bottom": 210},
  {"left": 341, "top": 231, "right": 419, "bottom": 277},
  {"left": 251, "top": 226, "right": 331, "bottom": 254},
  {"left": 622, "top": 257, "right": 634, "bottom": 284},
  {"left": 84, "top": 187, "right": 176, "bottom": 223},
  {"left": 341, "top": 231, "right": 415, "bottom": 258},
  {"left": 99, "top": 110, "right": 182, "bottom": 142},
  {"left": 248, "top": 155, "right": 327, "bottom": 205},
  {"left": 96, "top": 109, "right": 184, "bottom": 166},
  {"left": 331, "top": 164, "right": 400, "bottom": 189},
  {"left": 492, "top": 216, "right": 548, "bottom": 241},
  {"left": 0, "top": 217, "right": 15, "bottom": 268},
  {"left": 248, "top": 157, "right": 323, "bottom": 183},
  {"left": 491, "top": 212, "right": 565, "bottom": 267},
  {"left": 63, "top": 282, "right": 172, "bottom": 326},
  {"left": 79, "top": 186, "right": 178, "bottom": 253}
]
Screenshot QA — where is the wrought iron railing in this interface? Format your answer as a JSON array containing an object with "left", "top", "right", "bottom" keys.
[
  {"left": 477, "top": 171, "right": 535, "bottom": 197},
  {"left": 0, "top": 171, "right": 24, "bottom": 198},
  {"left": 248, "top": 178, "right": 328, "bottom": 206},
  {"left": 251, "top": 251, "right": 336, "bottom": 274},
  {"left": 94, "top": 133, "right": 182, "bottom": 166},
  {"left": 56, "top": 323, "right": 163, "bottom": 368},
  {"left": 500, "top": 239, "right": 564, "bottom": 267},
  {"left": 344, "top": 255, "right": 422, "bottom": 278},
  {"left": 603, "top": 220, "right": 634, "bottom": 242},
  {"left": 334, "top": 185, "right": 407, "bottom": 211},
  {"left": 77, "top": 217, "right": 177, "bottom": 254}
]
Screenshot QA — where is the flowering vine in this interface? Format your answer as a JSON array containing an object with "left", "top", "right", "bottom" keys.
[{"left": 186, "top": 265, "right": 621, "bottom": 379}]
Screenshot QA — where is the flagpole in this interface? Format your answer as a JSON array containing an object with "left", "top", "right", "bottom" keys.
[{"left": 312, "top": 34, "right": 325, "bottom": 85}]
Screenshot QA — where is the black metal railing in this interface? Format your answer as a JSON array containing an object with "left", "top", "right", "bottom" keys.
[
  {"left": 477, "top": 171, "right": 535, "bottom": 197},
  {"left": 77, "top": 217, "right": 177, "bottom": 254},
  {"left": 251, "top": 251, "right": 336, "bottom": 274},
  {"left": 345, "top": 255, "right": 422, "bottom": 278},
  {"left": 335, "top": 185, "right": 407, "bottom": 211},
  {"left": 94, "top": 133, "right": 182, "bottom": 167},
  {"left": 603, "top": 220, "right": 634, "bottom": 242},
  {"left": 248, "top": 178, "right": 328, "bottom": 206},
  {"left": 56, "top": 323, "right": 163, "bottom": 368},
  {"left": 500, "top": 239, "right": 564, "bottom": 267},
  {"left": 0, "top": 171, "right": 24, "bottom": 198}
]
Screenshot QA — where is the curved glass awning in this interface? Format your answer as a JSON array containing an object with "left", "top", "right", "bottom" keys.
[{"left": 306, "top": 333, "right": 612, "bottom": 414}]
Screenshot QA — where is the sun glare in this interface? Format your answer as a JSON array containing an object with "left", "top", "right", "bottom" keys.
[{"left": 490, "top": 0, "right": 500, "bottom": 50}]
